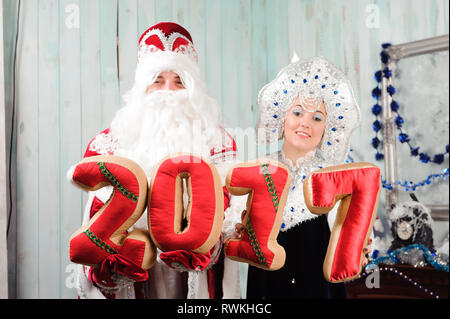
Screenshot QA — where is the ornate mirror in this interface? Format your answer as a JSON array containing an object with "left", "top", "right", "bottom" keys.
[{"left": 380, "top": 34, "right": 449, "bottom": 221}]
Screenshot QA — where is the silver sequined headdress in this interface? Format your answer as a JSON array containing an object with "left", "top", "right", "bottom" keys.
[{"left": 256, "top": 56, "right": 361, "bottom": 164}]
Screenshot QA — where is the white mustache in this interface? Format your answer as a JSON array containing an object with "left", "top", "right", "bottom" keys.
[{"left": 142, "top": 89, "right": 189, "bottom": 108}]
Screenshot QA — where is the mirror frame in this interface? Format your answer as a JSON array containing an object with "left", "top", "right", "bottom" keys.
[{"left": 381, "top": 34, "right": 449, "bottom": 221}]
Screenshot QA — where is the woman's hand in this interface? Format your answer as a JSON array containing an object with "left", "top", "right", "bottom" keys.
[
  {"left": 362, "top": 238, "right": 373, "bottom": 267},
  {"left": 232, "top": 210, "right": 247, "bottom": 239}
]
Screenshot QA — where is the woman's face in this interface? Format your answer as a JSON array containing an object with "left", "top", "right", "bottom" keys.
[{"left": 283, "top": 95, "right": 327, "bottom": 156}]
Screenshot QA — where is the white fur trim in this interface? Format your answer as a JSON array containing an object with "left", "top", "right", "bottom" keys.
[
  {"left": 135, "top": 51, "right": 201, "bottom": 89},
  {"left": 222, "top": 194, "right": 248, "bottom": 240},
  {"left": 222, "top": 259, "right": 242, "bottom": 299},
  {"left": 66, "top": 165, "right": 77, "bottom": 186},
  {"left": 92, "top": 186, "right": 114, "bottom": 204}
]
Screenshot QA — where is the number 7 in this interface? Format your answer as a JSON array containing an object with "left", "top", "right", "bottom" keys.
[{"left": 303, "top": 162, "right": 381, "bottom": 282}]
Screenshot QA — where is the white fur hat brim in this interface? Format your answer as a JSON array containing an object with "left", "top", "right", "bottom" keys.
[{"left": 134, "top": 51, "right": 201, "bottom": 89}]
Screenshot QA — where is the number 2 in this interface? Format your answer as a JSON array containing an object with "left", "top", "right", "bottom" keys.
[{"left": 69, "top": 155, "right": 155, "bottom": 272}]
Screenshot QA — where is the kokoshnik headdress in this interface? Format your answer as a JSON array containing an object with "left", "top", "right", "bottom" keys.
[{"left": 256, "top": 56, "right": 361, "bottom": 165}]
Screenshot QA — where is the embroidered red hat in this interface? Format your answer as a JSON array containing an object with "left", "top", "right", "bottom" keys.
[
  {"left": 135, "top": 22, "right": 200, "bottom": 87},
  {"left": 137, "top": 22, "right": 198, "bottom": 63}
]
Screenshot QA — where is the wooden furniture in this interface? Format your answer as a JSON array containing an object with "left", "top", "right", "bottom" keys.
[{"left": 345, "top": 263, "right": 449, "bottom": 299}]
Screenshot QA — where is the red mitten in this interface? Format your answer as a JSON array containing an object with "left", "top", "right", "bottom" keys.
[
  {"left": 69, "top": 155, "right": 156, "bottom": 282},
  {"left": 148, "top": 154, "right": 224, "bottom": 254},
  {"left": 224, "top": 159, "right": 291, "bottom": 271},
  {"left": 303, "top": 162, "right": 381, "bottom": 282}
]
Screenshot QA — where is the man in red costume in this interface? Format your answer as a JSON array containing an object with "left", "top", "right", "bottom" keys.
[{"left": 75, "top": 22, "right": 244, "bottom": 299}]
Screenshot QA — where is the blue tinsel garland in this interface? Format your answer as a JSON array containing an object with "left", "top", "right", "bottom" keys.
[
  {"left": 370, "top": 43, "right": 449, "bottom": 165},
  {"left": 382, "top": 168, "right": 449, "bottom": 191},
  {"left": 368, "top": 243, "right": 449, "bottom": 273}
]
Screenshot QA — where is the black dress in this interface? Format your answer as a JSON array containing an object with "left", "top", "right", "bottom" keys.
[{"left": 246, "top": 214, "right": 347, "bottom": 299}]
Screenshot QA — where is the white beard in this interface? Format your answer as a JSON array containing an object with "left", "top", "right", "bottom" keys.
[{"left": 109, "top": 88, "right": 224, "bottom": 177}]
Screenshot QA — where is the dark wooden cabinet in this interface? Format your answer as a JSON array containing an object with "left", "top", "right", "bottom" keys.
[{"left": 345, "top": 264, "right": 449, "bottom": 299}]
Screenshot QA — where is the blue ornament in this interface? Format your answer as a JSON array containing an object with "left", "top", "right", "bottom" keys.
[
  {"left": 283, "top": 89, "right": 287, "bottom": 94},
  {"left": 336, "top": 103, "right": 341, "bottom": 107},
  {"left": 371, "top": 104, "right": 382, "bottom": 116},
  {"left": 331, "top": 127, "right": 336, "bottom": 132},
  {"left": 383, "top": 67, "right": 392, "bottom": 78},
  {"left": 338, "top": 115, "right": 344, "bottom": 120},
  {"left": 382, "top": 43, "right": 392, "bottom": 49},
  {"left": 410, "top": 147, "right": 420, "bottom": 156},
  {"left": 291, "top": 79, "right": 295, "bottom": 83},
  {"left": 398, "top": 133, "right": 410, "bottom": 143},
  {"left": 394, "top": 115, "right": 404, "bottom": 128},
  {"left": 321, "top": 84, "right": 326, "bottom": 88},
  {"left": 380, "top": 50, "right": 390, "bottom": 64},
  {"left": 372, "top": 120, "right": 382, "bottom": 132},
  {"left": 387, "top": 85, "right": 396, "bottom": 96},
  {"left": 371, "top": 249, "right": 379, "bottom": 259},
  {"left": 374, "top": 70, "right": 382, "bottom": 83},
  {"left": 274, "top": 102, "right": 279, "bottom": 106},
  {"left": 334, "top": 90, "right": 338, "bottom": 95},
  {"left": 273, "top": 114, "right": 278, "bottom": 119},
  {"left": 375, "top": 152, "right": 384, "bottom": 161},
  {"left": 420, "top": 153, "right": 431, "bottom": 163},
  {"left": 371, "top": 137, "right": 380, "bottom": 148},
  {"left": 303, "top": 79, "right": 307, "bottom": 83},
  {"left": 433, "top": 154, "right": 444, "bottom": 164},
  {"left": 390, "top": 100, "right": 400, "bottom": 112},
  {"left": 446, "top": 144, "right": 449, "bottom": 153},
  {"left": 372, "top": 87, "right": 381, "bottom": 99},
  {"left": 327, "top": 141, "right": 332, "bottom": 145},
  {"left": 315, "top": 75, "right": 319, "bottom": 79}
]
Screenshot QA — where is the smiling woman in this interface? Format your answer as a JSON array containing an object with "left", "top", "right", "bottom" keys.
[
  {"left": 244, "top": 56, "right": 362, "bottom": 299},
  {"left": 5, "top": 0, "right": 448, "bottom": 300},
  {"left": 282, "top": 96, "right": 327, "bottom": 161}
]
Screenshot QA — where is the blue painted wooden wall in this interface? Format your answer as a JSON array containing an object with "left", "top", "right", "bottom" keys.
[{"left": 3, "top": 0, "right": 448, "bottom": 298}]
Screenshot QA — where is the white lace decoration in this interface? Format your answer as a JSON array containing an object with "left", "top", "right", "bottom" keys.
[
  {"left": 268, "top": 150, "right": 333, "bottom": 231},
  {"left": 93, "top": 270, "right": 136, "bottom": 295},
  {"left": 187, "top": 271, "right": 200, "bottom": 299},
  {"left": 138, "top": 28, "right": 198, "bottom": 63},
  {"left": 88, "top": 131, "right": 118, "bottom": 155}
]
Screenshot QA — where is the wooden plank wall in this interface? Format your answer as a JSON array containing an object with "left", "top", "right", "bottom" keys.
[
  {"left": 0, "top": 0, "right": 9, "bottom": 299},
  {"left": 3, "top": 0, "right": 448, "bottom": 298}
]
